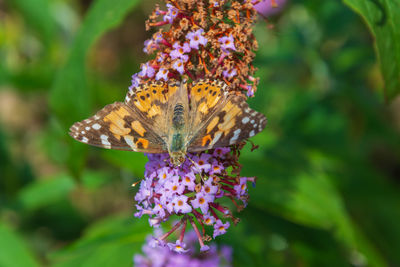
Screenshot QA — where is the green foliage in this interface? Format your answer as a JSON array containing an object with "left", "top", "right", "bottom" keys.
[
  {"left": 1, "top": 0, "right": 400, "bottom": 266},
  {"left": 18, "top": 174, "right": 76, "bottom": 211},
  {"left": 8, "top": 0, "right": 56, "bottom": 46},
  {"left": 50, "top": 215, "right": 151, "bottom": 267},
  {"left": 50, "top": 0, "right": 140, "bottom": 130},
  {"left": 0, "top": 223, "right": 40, "bottom": 267},
  {"left": 343, "top": 0, "right": 400, "bottom": 102}
]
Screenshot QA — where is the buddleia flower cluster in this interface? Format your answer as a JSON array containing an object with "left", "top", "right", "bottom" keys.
[
  {"left": 133, "top": 0, "right": 265, "bottom": 252},
  {"left": 131, "top": 0, "right": 260, "bottom": 97},
  {"left": 133, "top": 230, "right": 232, "bottom": 266}
]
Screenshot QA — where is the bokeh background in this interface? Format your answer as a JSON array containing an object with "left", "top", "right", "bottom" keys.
[{"left": 1, "top": 0, "right": 400, "bottom": 266}]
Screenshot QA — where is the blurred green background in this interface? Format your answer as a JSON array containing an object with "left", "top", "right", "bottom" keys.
[{"left": 1, "top": 0, "right": 400, "bottom": 266}]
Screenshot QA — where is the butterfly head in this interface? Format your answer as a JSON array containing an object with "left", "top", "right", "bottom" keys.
[{"left": 170, "top": 151, "right": 186, "bottom": 167}]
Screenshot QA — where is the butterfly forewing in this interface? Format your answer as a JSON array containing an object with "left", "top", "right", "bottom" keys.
[
  {"left": 125, "top": 80, "right": 182, "bottom": 138},
  {"left": 69, "top": 102, "right": 166, "bottom": 152}
]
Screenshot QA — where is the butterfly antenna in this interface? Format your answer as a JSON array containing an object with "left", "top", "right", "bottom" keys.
[
  {"left": 187, "top": 156, "right": 206, "bottom": 182},
  {"left": 131, "top": 177, "right": 144, "bottom": 187}
]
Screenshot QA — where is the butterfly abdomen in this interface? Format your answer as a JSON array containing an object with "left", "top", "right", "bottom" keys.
[
  {"left": 172, "top": 103, "right": 185, "bottom": 129},
  {"left": 169, "top": 103, "right": 186, "bottom": 154}
]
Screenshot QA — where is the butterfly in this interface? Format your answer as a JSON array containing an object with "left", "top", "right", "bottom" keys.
[{"left": 69, "top": 79, "right": 267, "bottom": 166}]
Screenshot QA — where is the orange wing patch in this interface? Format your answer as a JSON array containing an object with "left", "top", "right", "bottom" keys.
[
  {"left": 131, "top": 121, "right": 146, "bottom": 136},
  {"left": 136, "top": 138, "right": 149, "bottom": 149},
  {"left": 219, "top": 101, "right": 242, "bottom": 135},
  {"left": 206, "top": 116, "right": 219, "bottom": 134},
  {"left": 104, "top": 107, "right": 132, "bottom": 139},
  {"left": 190, "top": 81, "right": 224, "bottom": 113},
  {"left": 202, "top": 134, "right": 212, "bottom": 146}
]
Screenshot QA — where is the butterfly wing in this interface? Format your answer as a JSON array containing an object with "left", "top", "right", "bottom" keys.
[
  {"left": 70, "top": 80, "right": 185, "bottom": 152},
  {"left": 188, "top": 92, "right": 267, "bottom": 151},
  {"left": 188, "top": 79, "right": 229, "bottom": 131},
  {"left": 69, "top": 102, "right": 166, "bottom": 152},
  {"left": 125, "top": 80, "right": 184, "bottom": 138}
]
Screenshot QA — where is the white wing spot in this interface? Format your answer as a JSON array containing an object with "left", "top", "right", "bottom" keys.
[
  {"left": 81, "top": 131, "right": 85, "bottom": 134},
  {"left": 211, "top": 131, "right": 223, "bottom": 146},
  {"left": 100, "top": 134, "right": 111, "bottom": 148},
  {"left": 250, "top": 120, "right": 255, "bottom": 124},
  {"left": 81, "top": 137, "right": 89, "bottom": 143},
  {"left": 249, "top": 130, "right": 255, "bottom": 137},
  {"left": 85, "top": 126, "right": 90, "bottom": 131},
  {"left": 242, "top": 117, "right": 250, "bottom": 124},
  {"left": 92, "top": 123, "right": 101, "bottom": 130},
  {"left": 229, "top": 129, "right": 241, "bottom": 144},
  {"left": 94, "top": 115, "right": 100, "bottom": 120},
  {"left": 124, "top": 136, "right": 137, "bottom": 150}
]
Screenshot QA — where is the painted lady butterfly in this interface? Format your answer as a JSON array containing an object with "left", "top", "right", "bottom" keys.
[{"left": 69, "top": 79, "right": 267, "bottom": 166}]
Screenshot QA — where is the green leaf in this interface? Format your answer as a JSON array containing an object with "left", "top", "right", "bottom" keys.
[
  {"left": 18, "top": 173, "right": 76, "bottom": 211},
  {"left": 7, "top": 0, "right": 56, "bottom": 45},
  {"left": 50, "top": 215, "right": 151, "bottom": 267},
  {"left": 244, "top": 152, "right": 387, "bottom": 267},
  {"left": 49, "top": 0, "right": 140, "bottom": 129},
  {"left": 0, "top": 223, "right": 40, "bottom": 267},
  {"left": 101, "top": 150, "right": 147, "bottom": 176},
  {"left": 343, "top": 0, "right": 400, "bottom": 102}
]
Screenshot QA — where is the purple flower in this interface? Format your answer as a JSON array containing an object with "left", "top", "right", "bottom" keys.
[
  {"left": 173, "top": 59, "right": 185, "bottom": 75},
  {"left": 134, "top": 231, "right": 233, "bottom": 267},
  {"left": 157, "top": 52, "right": 168, "bottom": 63},
  {"left": 128, "top": 73, "right": 141, "bottom": 90},
  {"left": 157, "top": 166, "right": 174, "bottom": 184},
  {"left": 139, "top": 62, "right": 155, "bottom": 78},
  {"left": 191, "top": 192, "right": 212, "bottom": 214},
  {"left": 210, "top": 161, "right": 223, "bottom": 175},
  {"left": 213, "top": 148, "right": 230, "bottom": 157},
  {"left": 134, "top": 149, "right": 256, "bottom": 250},
  {"left": 170, "top": 42, "right": 190, "bottom": 62},
  {"left": 152, "top": 201, "right": 166, "bottom": 218},
  {"left": 193, "top": 153, "right": 212, "bottom": 172},
  {"left": 246, "top": 84, "right": 255, "bottom": 97},
  {"left": 234, "top": 177, "right": 248, "bottom": 198},
  {"left": 143, "top": 39, "right": 154, "bottom": 54},
  {"left": 213, "top": 220, "right": 230, "bottom": 238},
  {"left": 218, "top": 35, "right": 236, "bottom": 54},
  {"left": 165, "top": 175, "right": 185, "bottom": 195},
  {"left": 154, "top": 32, "right": 164, "bottom": 44},
  {"left": 181, "top": 171, "right": 196, "bottom": 191},
  {"left": 186, "top": 29, "right": 208, "bottom": 49},
  {"left": 172, "top": 195, "right": 192, "bottom": 214},
  {"left": 167, "top": 240, "right": 189, "bottom": 254},
  {"left": 156, "top": 68, "right": 169, "bottom": 81},
  {"left": 223, "top": 68, "right": 237, "bottom": 79},
  {"left": 200, "top": 244, "right": 210, "bottom": 252},
  {"left": 163, "top": 3, "right": 179, "bottom": 24},
  {"left": 253, "top": 0, "right": 287, "bottom": 17},
  {"left": 203, "top": 214, "right": 215, "bottom": 225},
  {"left": 202, "top": 179, "right": 218, "bottom": 197}
]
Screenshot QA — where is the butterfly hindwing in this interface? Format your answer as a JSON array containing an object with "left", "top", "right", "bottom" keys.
[
  {"left": 188, "top": 94, "right": 267, "bottom": 151},
  {"left": 69, "top": 102, "right": 166, "bottom": 152}
]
